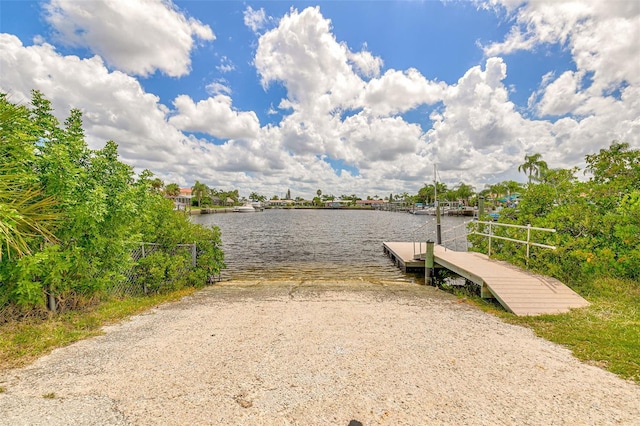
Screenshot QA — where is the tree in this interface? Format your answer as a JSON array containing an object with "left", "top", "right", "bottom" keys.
[
  {"left": 0, "top": 96, "right": 59, "bottom": 260},
  {"left": 150, "top": 178, "right": 164, "bottom": 194},
  {"left": 249, "top": 191, "right": 265, "bottom": 202},
  {"left": 585, "top": 141, "right": 640, "bottom": 212},
  {"left": 518, "top": 153, "right": 548, "bottom": 184},
  {"left": 191, "top": 181, "right": 208, "bottom": 207},
  {"left": 317, "top": 189, "right": 322, "bottom": 198},
  {"left": 585, "top": 141, "right": 639, "bottom": 189},
  {"left": 454, "top": 183, "right": 475, "bottom": 205},
  {"left": 164, "top": 183, "right": 180, "bottom": 197},
  {"left": 0, "top": 91, "right": 226, "bottom": 311},
  {"left": 285, "top": 188, "right": 291, "bottom": 200},
  {"left": 487, "top": 182, "right": 507, "bottom": 199},
  {"left": 417, "top": 182, "right": 447, "bottom": 204},
  {"left": 504, "top": 180, "right": 523, "bottom": 196}
]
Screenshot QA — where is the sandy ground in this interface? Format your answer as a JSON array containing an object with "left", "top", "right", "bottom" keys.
[{"left": 1, "top": 279, "right": 638, "bottom": 425}]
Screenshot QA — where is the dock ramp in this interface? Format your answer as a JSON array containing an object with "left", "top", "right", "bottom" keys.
[{"left": 383, "top": 242, "right": 589, "bottom": 316}]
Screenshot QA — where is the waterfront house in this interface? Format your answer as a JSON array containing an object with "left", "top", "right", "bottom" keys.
[{"left": 356, "top": 199, "right": 387, "bottom": 208}]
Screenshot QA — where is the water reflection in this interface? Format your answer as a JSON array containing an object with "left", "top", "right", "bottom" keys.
[{"left": 192, "top": 209, "right": 469, "bottom": 281}]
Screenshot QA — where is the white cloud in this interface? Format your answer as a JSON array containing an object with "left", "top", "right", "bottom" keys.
[
  {"left": 364, "top": 68, "right": 446, "bottom": 116},
  {"left": 3, "top": 3, "right": 638, "bottom": 200},
  {"left": 169, "top": 95, "right": 260, "bottom": 140},
  {"left": 535, "top": 70, "right": 587, "bottom": 116},
  {"left": 253, "top": 6, "right": 436, "bottom": 179},
  {"left": 244, "top": 6, "right": 268, "bottom": 33},
  {"left": 347, "top": 47, "right": 383, "bottom": 78},
  {"left": 44, "top": 0, "right": 214, "bottom": 77},
  {"left": 476, "top": 0, "right": 640, "bottom": 173},
  {"left": 216, "top": 56, "right": 235, "bottom": 73},
  {"left": 206, "top": 80, "right": 232, "bottom": 96},
  {"left": 424, "top": 57, "right": 557, "bottom": 177},
  {"left": 0, "top": 34, "right": 186, "bottom": 166},
  {"left": 0, "top": 34, "right": 273, "bottom": 194},
  {"left": 484, "top": 1, "right": 640, "bottom": 95}
]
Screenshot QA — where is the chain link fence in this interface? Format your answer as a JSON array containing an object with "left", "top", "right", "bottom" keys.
[
  {"left": 106, "top": 242, "right": 197, "bottom": 297},
  {"left": 0, "top": 241, "right": 219, "bottom": 324}
]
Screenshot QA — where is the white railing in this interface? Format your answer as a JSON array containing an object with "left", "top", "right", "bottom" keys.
[
  {"left": 411, "top": 220, "right": 433, "bottom": 259},
  {"left": 410, "top": 219, "right": 472, "bottom": 259},
  {"left": 470, "top": 221, "right": 556, "bottom": 259},
  {"left": 440, "top": 221, "right": 472, "bottom": 252}
]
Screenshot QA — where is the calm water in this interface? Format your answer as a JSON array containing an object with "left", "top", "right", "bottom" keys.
[{"left": 192, "top": 209, "right": 469, "bottom": 281}]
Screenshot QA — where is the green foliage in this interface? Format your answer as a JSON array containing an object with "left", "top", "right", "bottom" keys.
[
  {"left": 164, "top": 183, "right": 181, "bottom": 197},
  {"left": 471, "top": 144, "right": 639, "bottom": 285},
  {"left": 518, "top": 152, "right": 548, "bottom": 184},
  {"left": 0, "top": 91, "right": 225, "bottom": 315},
  {"left": 0, "top": 95, "right": 59, "bottom": 261}
]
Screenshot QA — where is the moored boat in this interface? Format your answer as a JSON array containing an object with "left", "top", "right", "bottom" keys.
[{"left": 234, "top": 203, "right": 256, "bottom": 213}]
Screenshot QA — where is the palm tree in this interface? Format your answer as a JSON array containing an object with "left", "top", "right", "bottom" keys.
[
  {"left": 0, "top": 172, "right": 59, "bottom": 260},
  {"left": 191, "top": 181, "right": 208, "bottom": 207},
  {"left": 504, "top": 180, "right": 523, "bottom": 197},
  {"left": 454, "top": 183, "right": 475, "bottom": 205},
  {"left": 487, "top": 182, "right": 507, "bottom": 199},
  {"left": 317, "top": 189, "right": 322, "bottom": 198},
  {"left": 164, "top": 183, "right": 180, "bottom": 198},
  {"left": 518, "top": 153, "right": 548, "bottom": 184},
  {"left": 150, "top": 178, "right": 164, "bottom": 194}
]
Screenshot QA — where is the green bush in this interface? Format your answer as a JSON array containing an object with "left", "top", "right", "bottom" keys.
[{"left": 0, "top": 91, "right": 224, "bottom": 317}]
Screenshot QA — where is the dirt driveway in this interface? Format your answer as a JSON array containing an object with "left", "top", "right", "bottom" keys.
[{"left": 1, "top": 280, "right": 638, "bottom": 425}]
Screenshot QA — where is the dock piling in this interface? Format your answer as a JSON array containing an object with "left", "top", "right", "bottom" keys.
[{"left": 425, "top": 240, "right": 435, "bottom": 286}]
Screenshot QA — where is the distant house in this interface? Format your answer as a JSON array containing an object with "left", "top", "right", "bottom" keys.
[
  {"left": 268, "top": 199, "right": 295, "bottom": 207},
  {"left": 174, "top": 188, "right": 193, "bottom": 209},
  {"left": 356, "top": 199, "right": 387, "bottom": 208},
  {"left": 324, "top": 199, "right": 351, "bottom": 208}
]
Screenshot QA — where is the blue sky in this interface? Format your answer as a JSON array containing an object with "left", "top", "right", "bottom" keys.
[{"left": 1, "top": 0, "right": 638, "bottom": 199}]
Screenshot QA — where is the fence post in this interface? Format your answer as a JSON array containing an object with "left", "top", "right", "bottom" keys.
[
  {"left": 488, "top": 222, "right": 492, "bottom": 257},
  {"left": 47, "top": 288, "right": 56, "bottom": 313},
  {"left": 425, "top": 240, "right": 435, "bottom": 286},
  {"left": 191, "top": 243, "right": 197, "bottom": 267},
  {"left": 526, "top": 224, "right": 531, "bottom": 263},
  {"left": 141, "top": 243, "right": 145, "bottom": 259}
]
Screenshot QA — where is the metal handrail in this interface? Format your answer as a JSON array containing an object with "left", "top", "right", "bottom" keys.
[
  {"left": 440, "top": 220, "right": 472, "bottom": 251},
  {"left": 411, "top": 218, "right": 473, "bottom": 257},
  {"left": 410, "top": 218, "right": 436, "bottom": 259},
  {"left": 469, "top": 221, "right": 556, "bottom": 259}
]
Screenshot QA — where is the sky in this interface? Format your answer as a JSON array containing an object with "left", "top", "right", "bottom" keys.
[{"left": 1, "top": 0, "right": 639, "bottom": 200}]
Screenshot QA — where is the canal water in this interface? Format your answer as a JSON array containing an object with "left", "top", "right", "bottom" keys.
[{"left": 192, "top": 209, "right": 469, "bottom": 281}]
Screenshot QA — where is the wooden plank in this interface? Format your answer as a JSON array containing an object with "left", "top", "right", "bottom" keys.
[{"left": 383, "top": 242, "right": 590, "bottom": 316}]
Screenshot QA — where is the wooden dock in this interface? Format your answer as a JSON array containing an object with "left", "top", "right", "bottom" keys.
[{"left": 383, "top": 242, "right": 589, "bottom": 316}]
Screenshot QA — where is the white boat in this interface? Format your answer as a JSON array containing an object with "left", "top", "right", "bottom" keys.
[{"left": 234, "top": 203, "right": 256, "bottom": 213}]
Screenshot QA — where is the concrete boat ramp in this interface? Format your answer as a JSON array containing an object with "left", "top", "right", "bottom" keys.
[{"left": 383, "top": 242, "right": 589, "bottom": 316}]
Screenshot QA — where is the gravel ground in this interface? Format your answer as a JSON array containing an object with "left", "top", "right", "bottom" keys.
[{"left": 1, "top": 279, "right": 639, "bottom": 425}]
